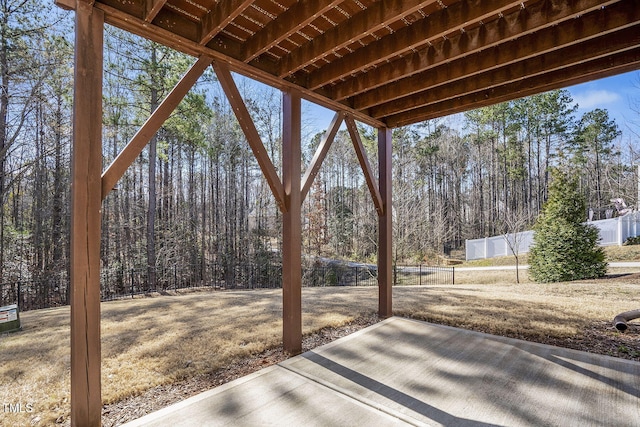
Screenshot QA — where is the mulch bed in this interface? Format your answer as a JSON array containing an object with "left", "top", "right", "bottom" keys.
[{"left": 544, "top": 320, "right": 640, "bottom": 360}]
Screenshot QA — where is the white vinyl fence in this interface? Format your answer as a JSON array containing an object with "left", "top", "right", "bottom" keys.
[{"left": 465, "top": 212, "right": 640, "bottom": 260}]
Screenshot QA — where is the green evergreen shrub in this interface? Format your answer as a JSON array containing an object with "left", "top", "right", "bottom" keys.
[
  {"left": 529, "top": 169, "right": 607, "bottom": 282},
  {"left": 623, "top": 236, "right": 640, "bottom": 246}
]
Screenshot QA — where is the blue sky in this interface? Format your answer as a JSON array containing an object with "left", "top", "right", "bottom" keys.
[{"left": 568, "top": 70, "right": 639, "bottom": 138}]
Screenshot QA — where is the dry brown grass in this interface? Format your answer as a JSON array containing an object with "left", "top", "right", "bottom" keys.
[
  {"left": 604, "top": 244, "right": 640, "bottom": 261},
  {"left": 394, "top": 280, "right": 636, "bottom": 339},
  {"left": 453, "top": 269, "right": 534, "bottom": 284},
  {"left": 1, "top": 277, "right": 638, "bottom": 426},
  {"left": 0, "top": 288, "right": 377, "bottom": 426},
  {"left": 458, "top": 244, "right": 640, "bottom": 268}
]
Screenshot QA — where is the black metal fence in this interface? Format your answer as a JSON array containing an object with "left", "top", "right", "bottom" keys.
[
  {"left": 0, "top": 274, "right": 70, "bottom": 311},
  {"left": 393, "top": 265, "right": 455, "bottom": 286},
  {"left": 0, "top": 262, "right": 454, "bottom": 312}
]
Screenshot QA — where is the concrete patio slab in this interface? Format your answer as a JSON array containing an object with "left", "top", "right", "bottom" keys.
[{"left": 123, "top": 317, "right": 640, "bottom": 427}]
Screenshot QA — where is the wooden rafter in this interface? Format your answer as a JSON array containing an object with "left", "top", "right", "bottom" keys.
[
  {"left": 373, "top": 28, "right": 640, "bottom": 118},
  {"left": 386, "top": 47, "right": 640, "bottom": 127},
  {"left": 55, "top": 0, "right": 385, "bottom": 128},
  {"left": 243, "top": 0, "right": 344, "bottom": 62},
  {"left": 333, "top": 0, "right": 622, "bottom": 102},
  {"left": 57, "top": 0, "right": 639, "bottom": 128},
  {"left": 369, "top": 18, "right": 640, "bottom": 118},
  {"left": 307, "top": 0, "right": 525, "bottom": 90},
  {"left": 200, "top": 0, "right": 254, "bottom": 45},
  {"left": 345, "top": 116, "right": 383, "bottom": 216},
  {"left": 277, "top": 0, "right": 439, "bottom": 78},
  {"left": 102, "top": 55, "right": 213, "bottom": 200},
  {"left": 301, "top": 111, "right": 344, "bottom": 202},
  {"left": 212, "top": 60, "right": 286, "bottom": 212},
  {"left": 145, "top": 0, "right": 167, "bottom": 23}
]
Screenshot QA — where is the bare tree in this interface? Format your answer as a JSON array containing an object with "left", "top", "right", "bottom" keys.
[{"left": 501, "top": 209, "right": 534, "bottom": 283}]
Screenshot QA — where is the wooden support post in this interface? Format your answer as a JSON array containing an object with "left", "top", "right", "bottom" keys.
[
  {"left": 70, "top": 2, "right": 103, "bottom": 426},
  {"left": 282, "top": 91, "right": 302, "bottom": 354},
  {"left": 378, "top": 128, "right": 392, "bottom": 318}
]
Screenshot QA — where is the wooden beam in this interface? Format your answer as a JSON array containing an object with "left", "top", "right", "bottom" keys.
[
  {"left": 102, "top": 55, "right": 212, "bottom": 200},
  {"left": 57, "top": 0, "right": 385, "bottom": 129},
  {"left": 199, "top": 0, "right": 254, "bottom": 45},
  {"left": 144, "top": 0, "right": 167, "bottom": 23},
  {"left": 153, "top": 7, "right": 202, "bottom": 45},
  {"left": 54, "top": 0, "right": 77, "bottom": 10},
  {"left": 70, "top": 2, "right": 103, "bottom": 426},
  {"left": 282, "top": 91, "right": 302, "bottom": 355},
  {"left": 362, "top": 2, "right": 640, "bottom": 114},
  {"left": 332, "top": 0, "right": 622, "bottom": 101},
  {"left": 278, "top": 0, "right": 438, "bottom": 77},
  {"left": 307, "top": 0, "right": 524, "bottom": 90},
  {"left": 212, "top": 61, "right": 286, "bottom": 212},
  {"left": 373, "top": 25, "right": 640, "bottom": 119},
  {"left": 371, "top": 23, "right": 640, "bottom": 119},
  {"left": 385, "top": 48, "right": 640, "bottom": 127},
  {"left": 301, "top": 111, "right": 344, "bottom": 202},
  {"left": 243, "top": 0, "right": 343, "bottom": 62},
  {"left": 345, "top": 116, "right": 383, "bottom": 215},
  {"left": 378, "top": 128, "right": 392, "bottom": 318}
]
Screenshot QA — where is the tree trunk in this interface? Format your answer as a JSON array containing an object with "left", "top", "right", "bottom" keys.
[
  {"left": 147, "top": 47, "right": 158, "bottom": 290},
  {"left": 0, "top": 16, "right": 9, "bottom": 283}
]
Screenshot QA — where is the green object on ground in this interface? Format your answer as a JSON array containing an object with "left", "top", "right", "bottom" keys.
[{"left": 0, "top": 304, "right": 21, "bottom": 333}]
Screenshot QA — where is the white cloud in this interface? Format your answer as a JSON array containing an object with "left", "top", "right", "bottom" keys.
[{"left": 573, "top": 90, "right": 621, "bottom": 109}]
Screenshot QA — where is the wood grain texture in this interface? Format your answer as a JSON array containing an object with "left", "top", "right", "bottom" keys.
[
  {"left": 70, "top": 2, "right": 103, "bottom": 426},
  {"left": 282, "top": 92, "right": 303, "bottom": 354},
  {"left": 377, "top": 128, "right": 392, "bottom": 318},
  {"left": 59, "top": 0, "right": 640, "bottom": 127}
]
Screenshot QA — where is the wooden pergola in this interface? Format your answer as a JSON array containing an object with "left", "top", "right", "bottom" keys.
[{"left": 54, "top": 0, "right": 640, "bottom": 425}]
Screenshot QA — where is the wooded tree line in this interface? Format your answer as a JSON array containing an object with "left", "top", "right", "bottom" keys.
[{"left": 1, "top": 3, "right": 637, "bottom": 292}]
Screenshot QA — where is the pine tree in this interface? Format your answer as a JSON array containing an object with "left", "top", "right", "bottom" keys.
[{"left": 529, "top": 168, "right": 607, "bottom": 282}]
